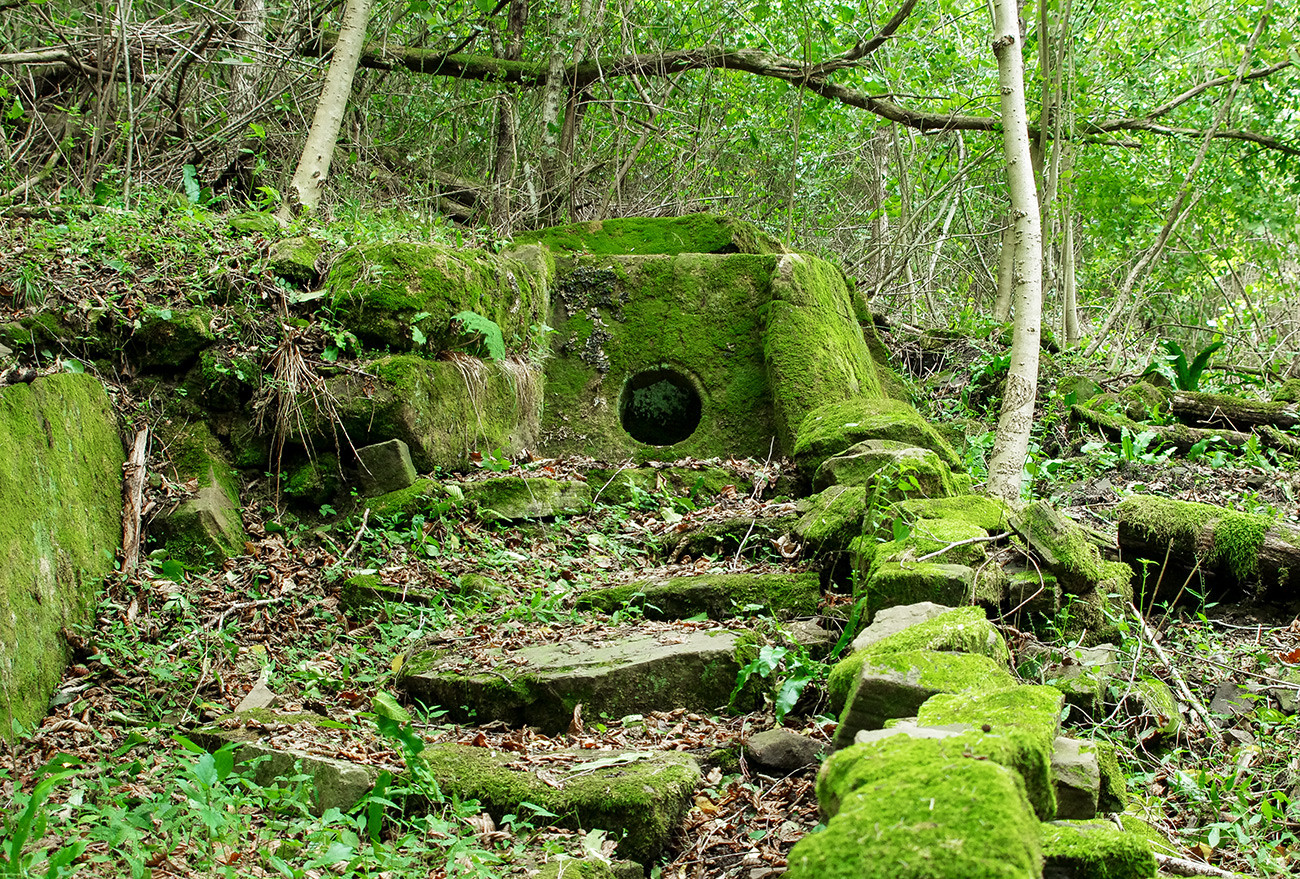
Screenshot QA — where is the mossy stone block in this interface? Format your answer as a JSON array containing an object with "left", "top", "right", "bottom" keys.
[
  {"left": 892, "top": 495, "right": 1012, "bottom": 533},
  {"left": 228, "top": 211, "right": 281, "bottom": 236},
  {"left": 151, "top": 420, "right": 245, "bottom": 566},
  {"left": 794, "top": 484, "right": 866, "bottom": 551},
  {"left": 790, "top": 737, "right": 1041, "bottom": 879},
  {"left": 1273, "top": 378, "right": 1300, "bottom": 404},
  {"left": 132, "top": 307, "right": 215, "bottom": 369},
  {"left": 812, "top": 439, "right": 958, "bottom": 497},
  {"left": 281, "top": 454, "right": 341, "bottom": 506},
  {"left": 578, "top": 572, "right": 820, "bottom": 621},
  {"left": 793, "top": 396, "right": 961, "bottom": 476},
  {"left": 268, "top": 236, "right": 322, "bottom": 284},
  {"left": 0, "top": 374, "right": 124, "bottom": 737},
  {"left": 1011, "top": 500, "right": 1106, "bottom": 594},
  {"left": 1041, "top": 820, "right": 1157, "bottom": 879},
  {"left": 657, "top": 514, "right": 800, "bottom": 561},
  {"left": 356, "top": 439, "right": 418, "bottom": 496},
  {"left": 587, "top": 465, "right": 737, "bottom": 506},
  {"left": 455, "top": 476, "right": 591, "bottom": 521},
  {"left": 419, "top": 744, "right": 699, "bottom": 863},
  {"left": 1052, "top": 737, "right": 1101, "bottom": 820},
  {"left": 515, "top": 213, "right": 784, "bottom": 256}
]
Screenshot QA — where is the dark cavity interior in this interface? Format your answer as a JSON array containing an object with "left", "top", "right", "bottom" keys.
[{"left": 619, "top": 368, "right": 703, "bottom": 446}]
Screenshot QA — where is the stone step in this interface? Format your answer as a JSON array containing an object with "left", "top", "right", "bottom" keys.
[{"left": 398, "top": 623, "right": 756, "bottom": 733}]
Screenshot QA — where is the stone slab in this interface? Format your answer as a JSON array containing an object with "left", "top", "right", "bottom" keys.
[{"left": 357, "top": 438, "right": 418, "bottom": 496}]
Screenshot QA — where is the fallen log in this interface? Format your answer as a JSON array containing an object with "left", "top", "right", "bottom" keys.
[
  {"left": 1116, "top": 494, "right": 1300, "bottom": 599},
  {"left": 1170, "top": 390, "right": 1300, "bottom": 431},
  {"left": 1070, "top": 404, "right": 1300, "bottom": 456}
]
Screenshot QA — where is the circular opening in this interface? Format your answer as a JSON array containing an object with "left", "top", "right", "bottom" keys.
[{"left": 618, "top": 367, "right": 703, "bottom": 446}]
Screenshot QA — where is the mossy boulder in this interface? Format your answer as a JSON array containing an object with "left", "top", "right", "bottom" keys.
[
  {"left": 131, "top": 307, "right": 215, "bottom": 370},
  {"left": 587, "top": 465, "right": 737, "bottom": 507},
  {"left": 763, "top": 254, "right": 883, "bottom": 449},
  {"left": 857, "top": 517, "right": 992, "bottom": 616},
  {"left": 150, "top": 420, "right": 245, "bottom": 566},
  {"left": 793, "top": 396, "right": 961, "bottom": 477},
  {"left": 183, "top": 350, "right": 259, "bottom": 411},
  {"left": 361, "top": 477, "right": 461, "bottom": 519},
  {"left": 227, "top": 211, "right": 281, "bottom": 236},
  {"left": 326, "top": 355, "right": 542, "bottom": 472},
  {"left": 324, "top": 241, "right": 551, "bottom": 354},
  {"left": 1127, "top": 676, "right": 1182, "bottom": 740},
  {"left": 578, "top": 572, "right": 820, "bottom": 621},
  {"left": 652, "top": 514, "right": 800, "bottom": 561},
  {"left": 280, "top": 454, "right": 340, "bottom": 506},
  {"left": 790, "top": 737, "right": 1042, "bottom": 879},
  {"left": 0, "top": 374, "right": 124, "bottom": 737},
  {"left": 829, "top": 605, "right": 1009, "bottom": 714},
  {"left": 1011, "top": 501, "right": 1108, "bottom": 595},
  {"left": 1273, "top": 378, "right": 1300, "bottom": 404},
  {"left": 1041, "top": 820, "right": 1157, "bottom": 879},
  {"left": 339, "top": 573, "right": 440, "bottom": 612},
  {"left": 419, "top": 744, "right": 699, "bottom": 863},
  {"left": 268, "top": 236, "right": 322, "bottom": 284},
  {"left": 891, "top": 495, "right": 1012, "bottom": 534},
  {"left": 516, "top": 213, "right": 784, "bottom": 256},
  {"left": 812, "top": 439, "right": 959, "bottom": 497},
  {"left": 794, "top": 484, "right": 867, "bottom": 552},
  {"left": 454, "top": 476, "right": 591, "bottom": 521}
]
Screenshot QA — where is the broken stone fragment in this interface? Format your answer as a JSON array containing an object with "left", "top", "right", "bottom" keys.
[
  {"left": 1041, "top": 819, "right": 1157, "bottom": 879},
  {"left": 1052, "top": 737, "right": 1101, "bottom": 820},
  {"left": 150, "top": 421, "right": 245, "bottom": 566},
  {"left": 850, "top": 601, "right": 954, "bottom": 651},
  {"left": 1030, "top": 642, "right": 1119, "bottom": 721},
  {"left": 356, "top": 438, "right": 418, "bottom": 496},
  {"left": 455, "top": 476, "right": 592, "bottom": 521},
  {"left": 744, "top": 728, "right": 823, "bottom": 772},
  {"left": 811, "top": 439, "right": 959, "bottom": 497},
  {"left": 792, "top": 396, "right": 963, "bottom": 478}
]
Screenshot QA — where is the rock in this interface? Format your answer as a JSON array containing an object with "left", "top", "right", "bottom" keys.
[
  {"left": 1052, "top": 737, "right": 1101, "bottom": 820},
  {"left": 131, "top": 307, "right": 215, "bottom": 370},
  {"left": 357, "top": 439, "right": 418, "bottom": 496},
  {"left": 455, "top": 476, "right": 591, "bottom": 521},
  {"left": 456, "top": 572, "right": 507, "bottom": 600},
  {"left": 420, "top": 744, "right": 699, "bottom": 863},
  {"left": 280, "top": 454, "right": 341, "bottom": 506},
  {"left": 744, "top": 728, "right": 822, "bottom": 772},
  {"left": 0, "top": 374, "right": 124, "bottom": 736},
  {"left": 656, "top": 514, "right": 800, "bottom": 561},
  {"left": 832, "top": 649, "right": 1016, "bottom": 749},
  {"left": 812, "top": 439, "right": 959, "bottom": 498},
  {"left": 235, "top": 674, "right": 277, "bottom": 713},
  {"left": 1041, "top": 820, "right": 1157, "bottom": 879},
  {"left": 792, "top": 396, "right": 962, "bottom": 477},
  {"left": 268, "top": 236, "right": 322, "bottom": 284},
  {"left": 1009, "top": 501, "right": 1109, "bottom": 594},
  {"left": 1265, "top": 665, "right": 1300, "bottom": 714},
  {"left": 586, "top": 465, "right": 738, "bottom": 506},
  {"left": 850, "top": 601, "right": 954, "bottom": 651},
  {"left": 829, "top": 605, "right": 1010, "bottom": 714},
  {"left": 1002, "top": 570, "right": 1062, "bottom": 624},
  {"left": 228, "top": 211, "right": 281, "bottom": 236},
  {"left": 577, "top": 572, "right": 820, "bottom": 621},
  {"left": 399, "top": 624, "right": 753, "bottom": 733},
  {"left": 862, "top": 561, "right": 975, "bottom": 618},
  {"left": 339, "top": 573, "right": 438, "bottom": 612},
  {"left": 891, "top": 494, "right": 1013, "bottom": 533},
  {"left": 1209, "top": 680, "right": 1254, "bottom": 725},
  {"left": 790, "top": 736, "right": 1041, "bottom": 879},
  {"left": 194, "top": 711, "right": 380, "bottom": 814},
  {"left": 150, "top": 421, "right": 246, "bottom": 566},
  {"left": 784, "top": 619, "right": 836, "bottom": 658},
  {"left": 1124, "top": 676, "right": 1182, "bottom": 741},
  {"left": 794, "top": 484, "right": 866, "bottom": 551},
  {"left": 1033, "top": 643, "right": 1119, "bottom": 721},
  {"left": 516, "top": 213, "right": 784, "bottom": 257}
]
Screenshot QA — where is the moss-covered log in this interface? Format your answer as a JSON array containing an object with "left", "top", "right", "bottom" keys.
[
  {"left": 1169, "top": 390, "right": 1300, "bottom": 431},
  {"left": 1116, "top": 494, "right": 1300, "bottom": 597},
  {"left": 1070, "top": 403, "right": 1300, "bottom": 456}
]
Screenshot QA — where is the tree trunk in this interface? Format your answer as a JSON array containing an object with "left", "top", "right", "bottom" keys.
[
  {"left": 280, "top": 0, "right": 373, "bottom": 219},
  {"left": 490, "top": 0, "right": 528, "bottom": 232},
  {"left": 993, "top": 216, "right": 1014, "bottom": 321},
  {"left": 984, "top": 0, "right": 1044, "bottom": 503},
  {"left": 230, "top": 0, "right": 266, "bottom": 121}
]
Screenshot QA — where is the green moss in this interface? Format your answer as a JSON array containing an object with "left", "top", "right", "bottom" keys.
[
  {"left": 917, "top": 686, "right": 1065, "bottom": 818},
  {"left": 133, "top": 307, "right": 216, "bottom": 369},
  {"left": 892, "top": 495, "right": 1013, "bottom": 533},
  {"left": 1272, "top": 378, "right": 1300, "bottom": 404},
  {"left": 281, "top": 454, "right": 340, "bottom": 505},
  {"left": 794, "top": 484, "right": 867, "bottom": 551},
  {"left": 813, "top": 439, "right": 957, "bottom": 498},
  {"left": 579, "top": 572, "right": 820, "bottom": 620},
  {"left": 418, "top": 744, "right": 699, "bottom": 863},
  {"left": 228, "top": 211, "right": 281, "bottom": 236},
  {"left": 456, "top": 476, "right": 591, "bottom": 521},
  {"left": 791, "top": 737, "right": 1041, "bottom": 879},
  {"left": 325, "top": 242, "right": 549, "bottom": 354},
  {"left": 1131, "top": 677, "right": 1181, "bottom": 738},
  {"left": 514, "top": 213, "right": 783, "bottom": 256},
  {"left": 0, "top": 375, "right": 124, "bottom": 736},
  {"left": 1116, "top": 494, "right": 1273, "bottom": 583},
  {"left": 1041, "top": 820, "right": 1157, "bottom": 879},
  {"left": 534, "top": 858, "right": 618, "bottom": 879},
  {"left": 793, "top": 397, "right": 961, "bottom": 476},
  {"left": 587, "top": 465, "right": 737, "bottom": 506},
  {"left": 1012, "top": 501, "right": 1106, "bottom": 594},
  {"left": 828, "top": 607, "right": 1010, "bottom": 712},
  {"left": 268, "top": 236, "right": 323, "bottom": 284},
  {"left": 1118, "top": 815, "right": 1179, "bottom": 857},
  {"left": 862, "top": 562, "right": 974, "bottom": 616},
  {"left": 1089, "top": 740, "right": 1127, "bottom": 813},
  {"left": 150, "top": 419, "right": 245, "bottom": 565},
  {"left": 835, "top": 649, "right": 1017, "bottom": 731},
  {"left": 870, "top": 518, "right": 990, "bottom": 569},
  {"left": 1119, "top": 382, "right": 1168, "bottom": 419}
]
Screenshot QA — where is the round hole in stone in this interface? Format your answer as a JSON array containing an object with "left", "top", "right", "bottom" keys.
[{"left": 618, "top": 367, "right": 703, "bottom": 446}]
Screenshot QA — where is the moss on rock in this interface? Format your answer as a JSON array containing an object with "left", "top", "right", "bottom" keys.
[
  {"left": 1115, "top": 494, "right": 1273, "bottom": 584},
  {"left": 454, "top": 476, "right": 591, "bottom": 521},
  {"left": 0, "top": 374, "right": 124, "bottom": 737},
  {"left": 794, "top": 484, "right": 867, "bottom": 552},
  {"left": 132, "top": 307, "right": 216, "bottom": 370},
  {"left": 812, "top": 439, "right": 958, "bottom": 498},
  {"left": 793, "top": 397, "right": 961, "bottom": 477},
  {"left": 150, "top": 419, "right": 245, "bottom": 566},
  {"left": 587, "top": 465, "right": 737, "bottom": 507},
  {"left": 1273, "top": 378, "right": 1300, "bottom": 404},
  {"left": 578, "top": 572, "right": 820, "bottom": 620},
  {"left": 1041, "top": 820, "right": 1157, "bottom": 879},
  {"left": 419, "top": 743, "right": 700, "bottom": 863},
  {"left": 325, "top": 241, "right": 551, "bottom": 354},
  {"left": 268, "top": 236, "right": 323, "bottom": 284},
  {"left": 892, "top": 495, "right": 1013, "bottom": 533},
  {"left": 790, "top": 737, "right": 1042, "bottom": 879},
  {"left": 515, "top": 213, "right": 784, "bottom": 256}
]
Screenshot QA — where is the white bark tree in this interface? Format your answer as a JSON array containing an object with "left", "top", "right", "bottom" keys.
[
  {"left": 984, "top": 0, "right": 1044, "bottom": 502},
  {"left": 279, "top": 0, "right": 373, "bottom": 219}
]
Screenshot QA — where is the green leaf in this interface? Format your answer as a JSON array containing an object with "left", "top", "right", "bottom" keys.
[
  {"left": 160, "top": 559, "right": 186, "bottom": 582},
  {"left": 452, "top": 310, "right": 506, "bottom": 360},
  {"left": 182, "top": 164, "right": 202, "bottom": 204},
  {"left": 411, "top": 325, "right": 427, "bottom": 346}
]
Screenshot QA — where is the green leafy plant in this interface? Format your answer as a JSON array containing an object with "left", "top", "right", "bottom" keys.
[
  {"left": 731, "top": 643, "right": 823, "bottom": 723},
  {"left": 1143, "top": 339, "right": 1224, "bottom": 392},
  {"left": 451, "top": 310, "right": 505, "bottom": 361}
]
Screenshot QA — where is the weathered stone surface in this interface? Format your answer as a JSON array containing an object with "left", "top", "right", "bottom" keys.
[
  {"left": 456, "top": 476, "right": 591, "bottom": 521},
  {"left": 399, "top": 625, "right": 750, "bottom": 733},
  {"left": 744, "top": 728, "right": 822, "bottom": 772},
  {"left": 833, "top": 649, "right": 1016, "bottom": 748},
  {"left": 891, "top": 494, "right": 1013, "bottom": 533},
  {"left": 339, "top": 573, "right": 439, "bottom": 612},
  {"left": 792, "top": 736, "right": 1041, "bottom": 879},
  {"left": 268, "top": 236, "right": 322, "bottom": 284},
  {"left": 1002, "top": 569, "right": 1062, "bottom": 623},
  {"left": 151, "top": 421, "right": 245, "bottom": 566},
  {"left": 228, "top": 211, "right": 280, "bottom": 236},
  {"left": 1124, "top": 676, "right": 1183, "bottom": 740},
  {"left": 0, "top": 374, "right": 123, "bottom": 736},
  {"left": 1032, "top": 643, "right": 1119, "bottom": 720},
  {"left": 577, "top": 572, "right": 819, "bottom": 621},
  {"left": 586, "top": 464, "right": 738, "bottom": 506},
  {"left": 1041, "top": 820, "right": 1157, "bottom": 879},
  {"left": 421, "top": 744, "right": 699, "bottom": 863},
  {"left": 131, "top": 307, "right": 215, "bottom": 369},
  {"left": 194, "top": 712, "right": 381, "bottom": 814},
  {"left": 1053, "top": 737, "right": 1101, "bottom": 820},
  {"left": 785, "top": 619, "right": 836, "bottom": 658},
  {"left": 356, "top": 438, "right": 418, "bottom": 496},
  {"left": 792, "top": 396, "right": 962, "bottom": 476},
  {"left": 794, "top": 484, "right": 866, "bottom": 551},
  {"left": 812, "top": 439, "right": 958, "bottom": 497},
  {"left": 850, "top": 601, "right": 954, "bottom": 651},
  {"left": 864, "top": 562, "right": 975, "bottom": 617},
  {"left": 1010, "top": 501, "right": 1109, "bottom": 594},
  {"left": 656, "top": 514, "right": 799, "bottom": 561}
]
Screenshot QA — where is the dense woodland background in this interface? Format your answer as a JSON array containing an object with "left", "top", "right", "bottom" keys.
[{"left": 1, "top": 0, "right": 1297, "bottom": 372}]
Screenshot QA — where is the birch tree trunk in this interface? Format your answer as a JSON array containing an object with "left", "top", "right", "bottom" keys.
[
  {"left": 279, "top": 0, "right": 373, "bottom": 219},
  {"left": 984, "top": 0, "right": 1044, "bottom": 502},
  {"left": 993, "top": 217, "right": 1014, "bottom": 321}
]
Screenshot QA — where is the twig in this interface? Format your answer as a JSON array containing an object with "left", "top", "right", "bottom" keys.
[
  {"left": 1129, "top": 602, "right": 1217, "bottom": 734},
  {"left": 1155, "top": 852, "right": 1248, "bottom": 877},
  {"left": 589, "top": 461, "right": 632, "bottom": 506},
  {"left": 339, "top": 509, "right": 369, "bottom": 563},
  {"left": 733, "top": 437, "right": 778, "bottom": 566},
  {"left": 914, "top": 530, "right": 1009, "bottom": 563},
  {"left": 120, "top": 427, "right": 148, "bottom": 573}
]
